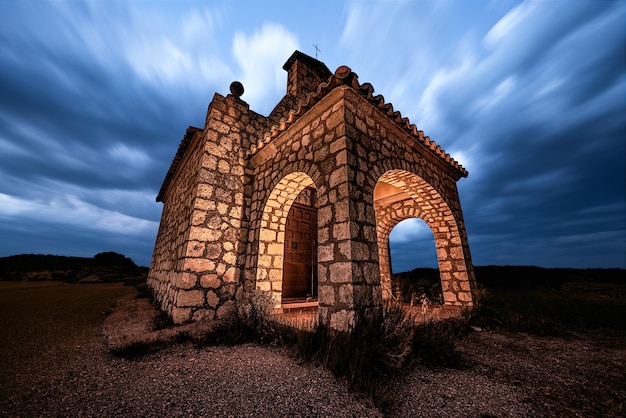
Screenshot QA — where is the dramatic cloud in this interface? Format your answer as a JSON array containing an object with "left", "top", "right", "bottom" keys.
[
  {"left": 233, "top": 23, "right": 300, "bottom": 114},
  {"left": 0, "top": 0, "right": 623, "bottom": 271},
  {"left": 338, "top": 0, "right": 625, "bottom": 269}
]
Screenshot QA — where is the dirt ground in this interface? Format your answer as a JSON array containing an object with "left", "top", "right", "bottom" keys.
[{"left": 1, "top": 281, "right": 624, "bottom": 417}]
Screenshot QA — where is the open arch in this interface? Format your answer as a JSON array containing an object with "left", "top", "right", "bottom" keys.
[
  {"left": 255, "top": 172, "right": 316, "bottom": 308},
  {"left": 389, "top": 218, "right": 443, "bottom": 305},
  {"left": 389, "top": 218, "right": 438, "bottom": 273},
  {"left": 374, "top": 169, "right": 473, "bottom": 308}
]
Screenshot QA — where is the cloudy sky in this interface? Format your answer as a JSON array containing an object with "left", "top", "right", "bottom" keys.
[{"left": 0, "top": 0, "right": 624, "bottom": 271}]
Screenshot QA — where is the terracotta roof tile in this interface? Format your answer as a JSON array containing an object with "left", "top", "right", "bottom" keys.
[{"left": 249, "top": 66, "right": 468, "bottom": 178}]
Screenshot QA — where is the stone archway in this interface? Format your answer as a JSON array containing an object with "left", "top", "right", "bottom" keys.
[
  {"left": 374, "top": 169, "right": 474, "bottom": 308},
  {"left": 255, "top": 172, "right": 316, "bottom": 309}
]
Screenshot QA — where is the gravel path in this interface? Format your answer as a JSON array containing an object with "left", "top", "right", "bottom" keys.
[
  {"left": 7, "top": 341, "right": 381, "bottom": 417},
  {"left": 2, "top": 333, "right": 533, "bottom": 418},
  {"left": 1, "top": 283, "right": 624, "bottom": 417}
]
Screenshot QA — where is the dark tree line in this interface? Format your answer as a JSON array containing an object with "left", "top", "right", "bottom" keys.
[{"left": 0, "top": 252, "right": 147, "bottom": 282}]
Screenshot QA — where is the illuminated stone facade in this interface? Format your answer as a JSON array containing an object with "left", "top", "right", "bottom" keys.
[{"left": 148, "top": 51, "right": 477, "bottom": 330}]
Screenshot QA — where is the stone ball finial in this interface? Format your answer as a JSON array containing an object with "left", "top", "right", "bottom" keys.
[{"left": 230, "top": 81, "right": 244, "bottom": 98}]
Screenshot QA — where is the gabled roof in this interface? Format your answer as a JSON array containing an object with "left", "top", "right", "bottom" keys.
[{"left": 249, "top": 65, "right": 468, "bottom": 178}]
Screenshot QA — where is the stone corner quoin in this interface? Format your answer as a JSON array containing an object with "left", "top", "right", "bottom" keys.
[{"left": 147, "top": 50, "right": 477, "bottom": 331}]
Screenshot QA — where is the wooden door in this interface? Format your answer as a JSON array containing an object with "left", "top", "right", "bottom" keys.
[{"left": 283, "top": 201, "right": 317, "bottom": 300}]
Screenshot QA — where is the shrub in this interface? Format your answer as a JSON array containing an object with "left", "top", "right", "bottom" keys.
[
  {"left": 195, "top": 292, "right": 468, "bottom": 412},
  {"left": 196, "top": 289, "right": 279, "bottom": 346},
  {"left": 287, "top": 302, "right": 465, "bottom": 411}
]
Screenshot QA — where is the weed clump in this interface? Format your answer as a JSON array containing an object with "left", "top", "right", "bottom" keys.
[
  {"left": 292, "top": 303, "right": 468, "bottom": 410},
  {"left": 200, "top": 292, "right": 468, "bottom": 411}
]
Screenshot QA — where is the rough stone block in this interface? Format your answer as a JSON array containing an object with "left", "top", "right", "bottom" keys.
[
  {"left": 191, "top": 210, "right": 206, "bottom": 226},
  {"left": 443, "top": 291, "right": 457, "bottom": 303},
  {"left": 171, "top": 307, "right": 192, "bottom": 324},
  {"left": 256, "top": 280, "right": 271, "bottom": 292},
  {"left": 177, "top": 290, "right": 205, "bottom": 307},
  {"left": 200, "top": 273, "right": 220, "bottom": 289},
  {"left": 439, "top": 261, "right": 453, "bottom": 271},
  {"left": 223, "top": 267, "right": 237, "bottom": 283},
  {"left": 457, "top": 291, "right": 473, "bottom": 303},
  {"left": 318, "top": 285, "right": 335, "bottom": 305},
  {"left": 338, "top": 242, "right": 351, "bottom": 259},
  {"left": 267, "top": 242, "right": 283, "bottom": 255},
  {"left": 188, "top": 226, "right": 222, "bottom": 242},
  {"left": 450, "top": 246, "right": 464, "bottom": 259},
  {"left": 177, "top": 272, "right": 197, "bottom": 290},
  {"left": 216, "top": 300, "right": 235, "bottom": 319},
  {"left": 334, "top": 200, "right": 350, "bottom": 222},
  {"left": 184, "top": 258, "right": 216, "bottom": 273},
  {"left": 192, "top": 308, "right": 216, "bottom": 322},
  {"left": 352, "top": 242, "right": 370, "bottom": 260},
  {"left": 186, "top": 241, "right": 206, "bottom": 257},
  {"left": 206, "top": 291, "right": 219, "bottom": 308},
  {"left": 222, "top": 251, "right": 237, "bottom": 264},
  {"left": 338, "top": 285, "right": 353, "bottom": 304},
  {"left": 260, "top": 229, "right": 276, "bottom": 242},
  {"left": 332, "top": 222, "right": 350, "bottom": 240},
  {"left": 318, "top": 244, "right": 334, "bottom": 262},
  {"left": 329, "top": 168, "right": 345, "bottom": 188},
  {"left": 329, "top": 262, "right": 352, "bottom": 283},
  {"left": 326, "top": 109, "right": 343, "bottom": 130},
  {"left": 318, "top": 206, "right": 332, "bottom": 226},
  {"left": 330, "top": 310, "right": 355, "bottom": 332},
  {"left": 197, "top": 184, "right": 213, "bottom": 198},
  {"left": 205, "top": 243, "right": 222, "bottom": 258}
]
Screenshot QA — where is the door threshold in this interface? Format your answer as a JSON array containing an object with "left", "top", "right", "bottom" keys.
[
  {"left": 274, "top": 300, "right": 319, "bottom": 314},
  {"left": 282, "top": 300, "right": 318, "bottom": 309}
]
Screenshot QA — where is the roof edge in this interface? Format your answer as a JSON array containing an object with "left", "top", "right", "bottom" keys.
[
  {"left": 156, "top": 126, "right": 203, "bottom": 202},
  {"left": 249, "top": 65, "right": 468, "bottom": 178}
]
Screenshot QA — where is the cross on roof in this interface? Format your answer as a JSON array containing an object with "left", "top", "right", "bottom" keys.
[{"left": 313, "top": 44, "right": 321, "bottom": 59}]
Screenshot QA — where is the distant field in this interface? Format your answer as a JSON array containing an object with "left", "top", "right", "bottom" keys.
[{"left": 0, "top": 281, "right": 136, "bottom": 381}]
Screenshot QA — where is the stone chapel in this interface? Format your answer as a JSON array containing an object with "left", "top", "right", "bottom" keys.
[{"left": 147, "top": 50, "right": 477, "bottom": 331}]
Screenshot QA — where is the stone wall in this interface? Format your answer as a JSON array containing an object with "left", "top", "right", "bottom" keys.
[
  {"left": 149, "top": 93, "right": 263, "bottom": 323},
  {"left": 148, "top": 126, "right": 204, "bottom": 322}
]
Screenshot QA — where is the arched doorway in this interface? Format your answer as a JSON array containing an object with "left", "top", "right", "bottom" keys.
[
  {"left": 255, "top": 172, "right": 317, "bottom": 309},
  {"left": 283, "top": 186, "right": 318, "bottom": 303}
]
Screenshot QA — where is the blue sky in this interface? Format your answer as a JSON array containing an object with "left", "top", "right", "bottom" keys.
[{"left": 0, "top": 0, "right": 624, "bottom": 271}]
